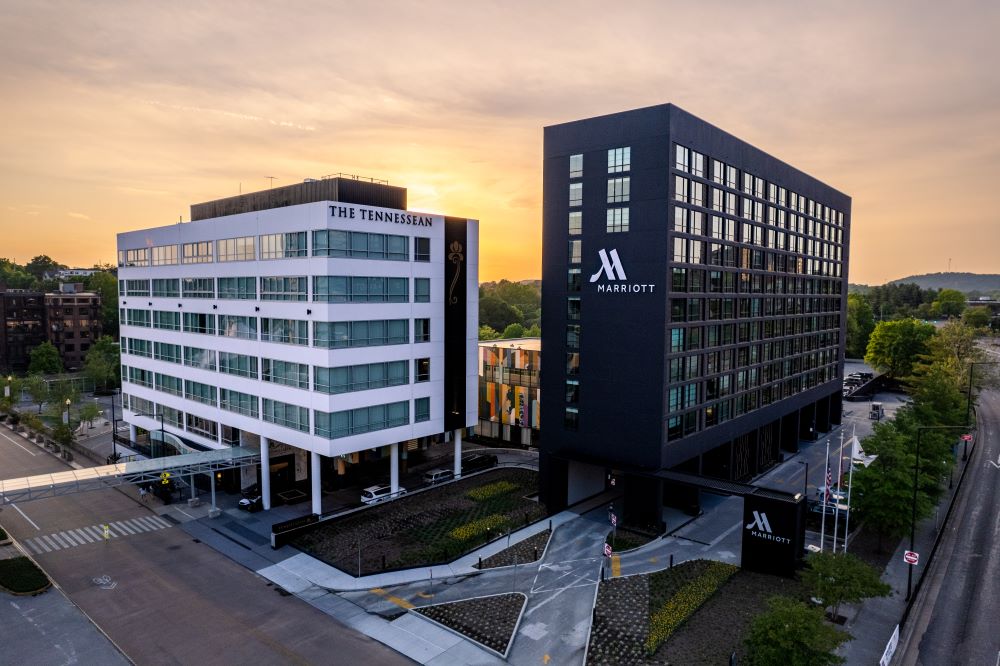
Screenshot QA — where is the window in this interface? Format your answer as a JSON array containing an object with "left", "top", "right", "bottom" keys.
[
  {"left": 152, "top": 279, "right": 179, "bottom": 298},
  {"left": 127, "top": 338, "right": 151, "bottom": 358},
  {"left": 262, "top": 359, "right": 310, "bottom": 390},
  {"left": 566, "top": 352, "right": 580, "bottom": 375},
  {"left": 119, "top": 248, "right": 149, "bottom": 267},
  {"left": 314, "top": 401, "right": 408, "bottom": 439},
  {"left": 127, "top": 367, "right": 153, "bottom": 388},
  {"left": 414, "top": 237, "right": 431, "bottom": 262},
  {"left": 260, "top": 276, "right": 307, "bottom": 301},
  {"left": 415, "top": 318, "right": 431, "bottom": 343},
  {"left": 415, "top": 397, "right": 430, "bottom": 423},
  {"left": 314, "top": 361, "right": 408, "bottom": 394},
  {"left": 565, "top": 379, "right": 579, "bottom": 403},
  {"left": 564, "top": 407, "right": 579, "bottom": 430},
  {"left": 185, "top": 413, "right": 217, "bottom": 440},
  {"left": 567, "top": 324, "right": 580, "bottom": 348},
  {"left": 568, "top": 240, "right": 581, "bottom": 264},
  {"left": 181, "top": 278, "right": 214, "bottom": 299},
  {"left": 313, "top": 319, "right": 408, "bottom": 348},
  {"left": 151, "top": 245, "right": 178, "bottom": 266},
  {"left": 568, "top": 211, "right": 582, "bottom": 235},
  {"left": 567, "top": 298, "right": 581, "bottom": 321},
  {"left": 123, "top": 309, "right": 150, "bottom": 327},
  {"left": 569, "top": 182, "right": 582, "bottom": 207},
  {"left": 216, "top": 236, "right": 256, "bottom": 262},
  {"left": 263, "top": 399, "right": 310, "bottom": 433},
  {"left": 607, "top": 177, "right": 630, "bottom": 203},
  {"left": 606, "top": 208, "right": 629, "bottom": 232},
  {"left": 260, "top": 232, "right": 307, "bottom": 259},
  {"left": 220, "top": 389, "right": 258, "bottom": 418},
  {"left": 182, "top": 312, "right": 215, "bottom": 335},
  {"left": 567, "top": 268, "right": 581, "bottom": 292},
  {"left": 261, "top": 318, "right": 308, "bottom": 345},
  {"left": 218, "top": 315, "right": 257, "bottom": 339},
  {"left": 569, "top": 153, "right": 583, "bottom": 178},
  {"left": 314, "top": 230, "right": 408, "bottom": 260},
  {"left": 155, "top": 373, "right": 183, "bottom": 397},
  {"left": 675, "top": 176, "right": 689, "bottom": 203},
  {"left": 182, "top": 241, "right": 213, "bottom": 264},
  {"left": 183, "top": 346, "right": 217, "bottom": 370},
  {"left": 217, "top": 277, "right": 256, "bottom": 300},
  {"left": 675, "top": 145, "right": 690, "bottom": 172},
  {"left": 415, "top": 358, "right": 430, "bottom": 382},
  {"left": 154, "top": 342, "right": 181, "bottom": 363},
  {"left": 414, "top": 278, "right": 431, "bottom": 303},
  {"left": 125, "top": 280, "right": 150, "bottom": 296},
  {"left": 608, "top": 147, "right": 631, "bottom": 173},
  {"left": 313, "top": 276, "right": 408, "bottom": 303},
  {"left": 218, "top": 352, "right": 258, "bottom": 379},
  {"left": 184, "top": 380, "right": 217, "bottom": 406},
  {"left": 691, "top": 151, "right": 705, "bottom": 178}
]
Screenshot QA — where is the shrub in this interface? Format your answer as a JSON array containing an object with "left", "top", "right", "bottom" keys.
[
  {"left": 466, "top": 480, "right": 519, "bottom": 502},
  {"left": 0, "top": 556, "right": 50, "bottom": 594},
  {"left": 448, "top": 514, "right": 510, "bottom": 541},
  {"left": 645, "top": 561, "right": 737, "bottom": 654},
  {"left": 0, "top": 526, "right": 7, "bottom": 540}
]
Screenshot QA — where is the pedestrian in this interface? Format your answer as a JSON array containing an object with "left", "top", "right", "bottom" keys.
[{"left": 139, "top": 486, "right": 148, "bottom": 503}]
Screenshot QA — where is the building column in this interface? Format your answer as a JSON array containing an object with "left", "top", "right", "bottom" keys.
[
  {"left": 261, "top": 436, "right": 271, "bottom": 511},
  {"left": 453, "top": 429, "right": 463, "bottom": 479},
  {"left": 390, "top": 443, "right": 399, "bottom": 494},
  {"left": 311, "top": 451, "right": 322, "bottom": 516},
  {"left": 129, "top": 424, "right": 137, "bottom": 444}
]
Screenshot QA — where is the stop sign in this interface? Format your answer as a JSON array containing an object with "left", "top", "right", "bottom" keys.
[
  {"left": 903, "top": 550, "right": 919, "bottom": 565},
  {"left": 961, "top": 434, "right": 972, "bottom": 441}
]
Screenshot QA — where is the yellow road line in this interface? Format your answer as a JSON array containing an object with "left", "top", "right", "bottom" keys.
[
  {"left": 370, "top": 587, "right": 414, "bottom": 609},
  {"left": 611, "top": 555, "right": 621, "bottom": 578}
]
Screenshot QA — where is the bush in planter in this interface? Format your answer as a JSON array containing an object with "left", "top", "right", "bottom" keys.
[
  {"left": 8, "top": 412, "right": 20, "bottom": 426},
  {"left": 52, "top": 422, "right": 75, "bottom": 448},
  {"left": 0, "top": 556, "right": 50, "bottom": 594},
  {"left": 0, "top": 526, "right": 8, "bottom": 541}
]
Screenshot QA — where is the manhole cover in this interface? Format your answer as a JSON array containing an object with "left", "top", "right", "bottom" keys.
[{"left": 92, "top": 574, "right": 117, "bottom": 590}]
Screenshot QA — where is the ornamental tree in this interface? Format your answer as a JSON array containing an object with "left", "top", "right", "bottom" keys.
[
  {"left": 745, "top": 596, "right": 849, "bottom": 666},
  {"left": 801, "top": 552, "right": 891, "bottom": 620}
]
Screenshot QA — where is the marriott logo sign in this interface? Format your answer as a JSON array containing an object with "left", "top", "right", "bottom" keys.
[
  {"left": 589, "top": 249, "right": 655, "bottom": 294},
  {"left": 745, "top": 511, "right": 791, "bottom": 545}
]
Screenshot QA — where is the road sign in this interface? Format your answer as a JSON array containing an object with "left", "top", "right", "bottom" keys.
[
  {"left": 960, "top": 434, "right": 972, "bottom": 441},
  {"left": 610, "top": 513, "right": 617, "bottom": 527},
  {"left": 903, "top": 550, "right": 919, "bottom": 565},
  {"left": 604, "top": 543, "right": 612, "bottom": 557},
  {"left": 160, "top": 471, "right": 171, "bottom": 485}
]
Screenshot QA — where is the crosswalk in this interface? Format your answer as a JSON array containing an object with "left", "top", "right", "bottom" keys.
[{"left": 24, "top": 515, "right": 173, "bottom": 554}]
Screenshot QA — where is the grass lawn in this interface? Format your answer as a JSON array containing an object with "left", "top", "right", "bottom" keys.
[
  {"left": 292, "top": 468, "right": 545, "bottom": 575},
  {"left": 0, "top": 556, "right": 50, "bottom": 594}
]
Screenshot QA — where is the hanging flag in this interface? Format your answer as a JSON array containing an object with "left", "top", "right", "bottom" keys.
[{"left": 825, "top": 465, "right": 833, "bottom": 502}]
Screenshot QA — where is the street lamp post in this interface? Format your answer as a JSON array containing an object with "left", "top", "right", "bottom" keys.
[
  {"left": 63, "top": 398, "right": 71, "bottom": 425},
  {"left": 109, "top": 388, "right": 119, "bottom": 459},
  {"left": 797, "top": 459, "right": 809, "bottom": 497},
  {"left": 907, "top": 425, "right": 969, "bottom": 601},
  {"left": 964, "top": 361, "right": 999, "bottom": 460}
]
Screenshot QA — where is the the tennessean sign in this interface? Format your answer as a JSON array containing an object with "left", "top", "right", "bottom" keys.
[
  {"left": 589, "top": 248, "right": 655, "bottom": 293},
  {"left": 330, "top": 205, "right": 434, "bottom": 227}
]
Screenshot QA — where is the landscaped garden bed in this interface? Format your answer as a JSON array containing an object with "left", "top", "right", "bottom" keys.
[
  {"left": 0, "top": 556, "right": 51, "bottom": 595},
  {"left": 476, "top": 529, "right": 550, "bottom": 569},
  {"left": 415, "top": 592, "right": 525, "bottom": 656},
  {"left": 292, "top": 468, "right": 545, "bottom": 575}
]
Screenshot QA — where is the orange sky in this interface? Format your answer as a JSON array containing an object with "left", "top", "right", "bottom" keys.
[{"left": 1, "top": 1, "right": 998, "bottom": 284}]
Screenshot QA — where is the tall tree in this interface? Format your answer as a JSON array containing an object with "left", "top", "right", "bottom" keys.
[
  {"left": 864, "top": 318, "right": 935, "bottom": 378},
  {"left": 85, "top": 271, "right": 119, "bottom": 339},
  {"left": 28, "top": 341, "right": 63, "bottom": 375},
  {"left": 846, "top": 294, "right": 875, "bottom": 358},
  {"left": 24, "top": 255, "right": 65, "bottom": 281},
  {"left": 961, "top": 306, "right": 991, "bottom": 330},
  {"left": 931, "top": 288, "right": 966, "bottom": 319},
  {"left": 744, "top": 596, "right": 849, "bottom": 666},
  {"left": 83, "top": 335, "right": 121, "bottom": 393},
  {"left": 800, "top": 552, "right": 891, "bottom": 620},
  {"left": 24, "top": 374, "right": 48, "bottom": 413}
]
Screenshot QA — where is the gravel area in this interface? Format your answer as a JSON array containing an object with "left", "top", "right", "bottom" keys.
[
  {"left": 292, "top": 468, "right": 545, "bottom": 575},
  {"left": 588, "top": 573, "right": 650, "bottom": 665},
  {"left": 415, "top": 592, "right": 526, "bottom": 655},
  {"left": 476, "top": 530, "right": 551, "bottom": 569}
]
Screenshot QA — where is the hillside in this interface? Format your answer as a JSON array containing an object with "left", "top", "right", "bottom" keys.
[{"left": 886, "top": 272, "right": 1000, "bottom": 294}]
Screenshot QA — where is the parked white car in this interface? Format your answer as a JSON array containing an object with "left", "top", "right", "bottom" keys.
[{"left": 361, "top": 485, "right": 406, "bottom": 505}]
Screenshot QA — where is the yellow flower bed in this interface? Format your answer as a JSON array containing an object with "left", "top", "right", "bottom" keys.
[
  {"left": 466, "top": 480, "right": 519, "bottom": 502},
  {"left": 448, "top": 514, "right": 509, "bottom": 541},
  {"left": 644, "top": 561, "right": 737, "bottom": 654}
]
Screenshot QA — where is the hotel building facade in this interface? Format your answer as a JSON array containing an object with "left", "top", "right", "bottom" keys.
[
  {"left": 540, "top": 105, "right": 850, "bottom": 526},
  {"left": 117, "top": 178, "right": 478, "bottom": 511}
]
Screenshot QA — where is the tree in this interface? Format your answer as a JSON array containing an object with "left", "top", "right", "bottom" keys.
[
  {"left": 78, "top": 402, "right": 102, "bottom": 427},
  {"left": 961, "top": 306, "right": 991, "bottom": 330},
  {"left": 51, "top": 422, "right": 75, "bottom": 448},
  {"left": 28, "top": 341, "right": 63, "bottom": 375},
  {"left": 24, "top": 255, "right": 65, "bottom": 282},
  {"left": 525, "top": 323, "right": 541, "bottom": 337},
  {"left": 479, "top": 294, "right": 521, "bottom": 332},
  {"left": 83, "top": 335, "right": 121, "bottom": 393},
  {"left": 931, "top": 288, "right": 966, "bottom": 319},
  {"left": 744, "top": 596, "right": 849, "bottom": 666},
  {"left": 24, "top": 374, "right": 48, "bottom": 414},
  {"left": 846, "top": 294, "right": 875, "bottom": 358},
  {"left": 0, "top": 258, "right": 34, "bottom": 289},
  {"left": 864, "top": 319, "right": 935, "bottom": 378},
  {"left": 1, "top": 376, "right": 22, "bottom": 412},
  {"left": 85, "top": 271, "right": 119, "bottom": 339},
  {"left": 801, "top": 552, "right": 891, "bottom": 620},
  {"left": 478, "top": 325, "right": 500, "bottom": 341},
  {"left": 501, "top": 323, "right": 526, "bottom": 339}
]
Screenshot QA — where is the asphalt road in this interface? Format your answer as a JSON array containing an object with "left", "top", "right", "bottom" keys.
[
  {"left": 899, "top": 390, "right": 1000, "bottom": 666},
  {"left": 0, "top": 426, "right": 411, "bottom": 666}
]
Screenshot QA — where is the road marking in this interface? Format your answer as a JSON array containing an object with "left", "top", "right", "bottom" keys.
[
  {"left": 110, "top": 522, "right": 133, "bottom": 536},
  {"left": 611, "top": 555, "right": 621, "bottom": 578},
  {"left": 10, "top": 503, "right": 40, "bottom": 530},
  {"left": 988, "top": 453, "right": 1000, "bottom": 469},
  {"left": 370, "top": 587, "right": 414, "bottom": 610},
  {"left": 40, "top": 535, "right": 60, "bottom": 551},
  {"left": 71, "top": 529, "right": 94, "bottom": 544},
  {"left": 0, "top": 428, "right": 37, "bottom": 456},
  {"left": 704, "top": 521, "right": 743, "bottom": 549},
  {"left": 82, "top": 526, "right": 103, "bottom": 540},
  {"left": 25, "top": 518, "right": 171, "bottom": 554},
  {"left": 134, "top": 516, "right": 160, "bottom": 531},
  {"left": 49, "top": 533, "right": 70, "bottom": 548},
  {"left": 59, "top": 531, "right": 79, "bottom": 547}
]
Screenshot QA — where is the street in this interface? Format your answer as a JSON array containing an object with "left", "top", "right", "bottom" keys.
[
  {"left": 0, "top": 423, "right": 410, "bottom": 666},
  {"left": 898, "top": 389, "right": 1000, "bottom": 666}
]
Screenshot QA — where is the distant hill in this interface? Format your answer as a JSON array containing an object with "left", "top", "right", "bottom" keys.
[{"left": 886, "top": 272, "right": 1000, "bottom": 294}]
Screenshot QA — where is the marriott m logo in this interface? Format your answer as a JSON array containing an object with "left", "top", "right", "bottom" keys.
[
  {"left": 590, "top": 249, "right": 627, "bottom": 282},
  {"left": 745, "top": 511, "right": 772, "bottom": 534}
]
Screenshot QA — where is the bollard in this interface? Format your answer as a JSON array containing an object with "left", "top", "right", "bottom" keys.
[
  {"left": 534, "top": 547, "right": 538, "bottom": 561},
  {"left": 524, "top": 511, "right": 529, "bottom": 525},
  {"left": 479, "top": 556, "right": 482, "bottom": 568},
  {"left": 548, "top": 519, "right": 552, "bottom": 531},
  {"left": 600, "top": 565, "right": 605, "bottom": 581},
  {"left": 670, "top": 554, "right": 674, "bottom": 568}
]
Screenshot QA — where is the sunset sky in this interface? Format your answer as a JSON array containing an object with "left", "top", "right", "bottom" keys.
[{"left": 1, "top": 1, "right": 997, "bottom": 284}]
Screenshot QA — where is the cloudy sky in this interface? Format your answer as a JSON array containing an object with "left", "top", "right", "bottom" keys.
[{"left": 1, "top": 1, "right": 997, "bottom": 283}]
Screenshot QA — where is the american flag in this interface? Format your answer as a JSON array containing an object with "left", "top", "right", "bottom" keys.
[{"left": 825, "top": 465, "right": 833, "bottom": 503}]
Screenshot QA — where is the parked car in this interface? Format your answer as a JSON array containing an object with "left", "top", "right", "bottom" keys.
[
  {"left": 361, "top": 485, "right": 407, "bottom": 505},
  {"left": 423, "top": 468, "right": 454, "bottom": 485},
  {"left": 238, "top": 494, "right": 263, "bottom": 512},
  {"left": 461, "top": 453, "right": 498, "bottom": 473}
]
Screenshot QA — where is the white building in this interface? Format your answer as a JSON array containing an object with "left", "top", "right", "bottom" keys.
[{"left": 116, "top": 179, "right": 478, "bottom": 512}]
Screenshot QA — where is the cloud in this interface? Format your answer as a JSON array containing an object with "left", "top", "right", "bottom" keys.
[{"left": 67, "top": 212, "right": 91, "bottom": 220}]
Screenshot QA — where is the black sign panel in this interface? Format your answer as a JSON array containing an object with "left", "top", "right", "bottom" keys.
[
  {"left": 443, "top": 218, "right": 468, "bottom": 431},
  {"left": 741, "top": 494, "right": 806, "bottom": 577}
]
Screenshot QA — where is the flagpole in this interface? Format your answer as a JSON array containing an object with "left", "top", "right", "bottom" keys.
[
  {"left": 820, "top": 436, "right": 830, "bottom": 552},
  {"left": 844, "top": 433, "right": 857, "bottom": 554},
  {"left": 833, "top": 431, "right": 844, "bottom": 553}
]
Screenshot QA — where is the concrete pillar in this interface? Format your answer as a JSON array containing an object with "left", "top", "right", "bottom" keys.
[
  {"left": 261, "top": 436, "right": 271, "bottom": 510},
  {"left": 453, "top": 429, "right": 463, "bottom": 479},
  {"left": 129, "top": 424, "right": 137, "bottom": 444},
  {"left": 210, "top": 473, "right": 217, "bottom": 510},
  {"left": 311, "top": 451, "right": 322, "bottom": 516},
  {"left": 390, "top": 443, "right": 399, "bottom": 494},
  {"left": 190, "top": 473, "right": 197, "bottom": 499}
]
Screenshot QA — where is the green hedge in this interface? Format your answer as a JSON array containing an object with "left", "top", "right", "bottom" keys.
[{"left": 0, "top": 556, "right": 50, "bottom": 594}]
